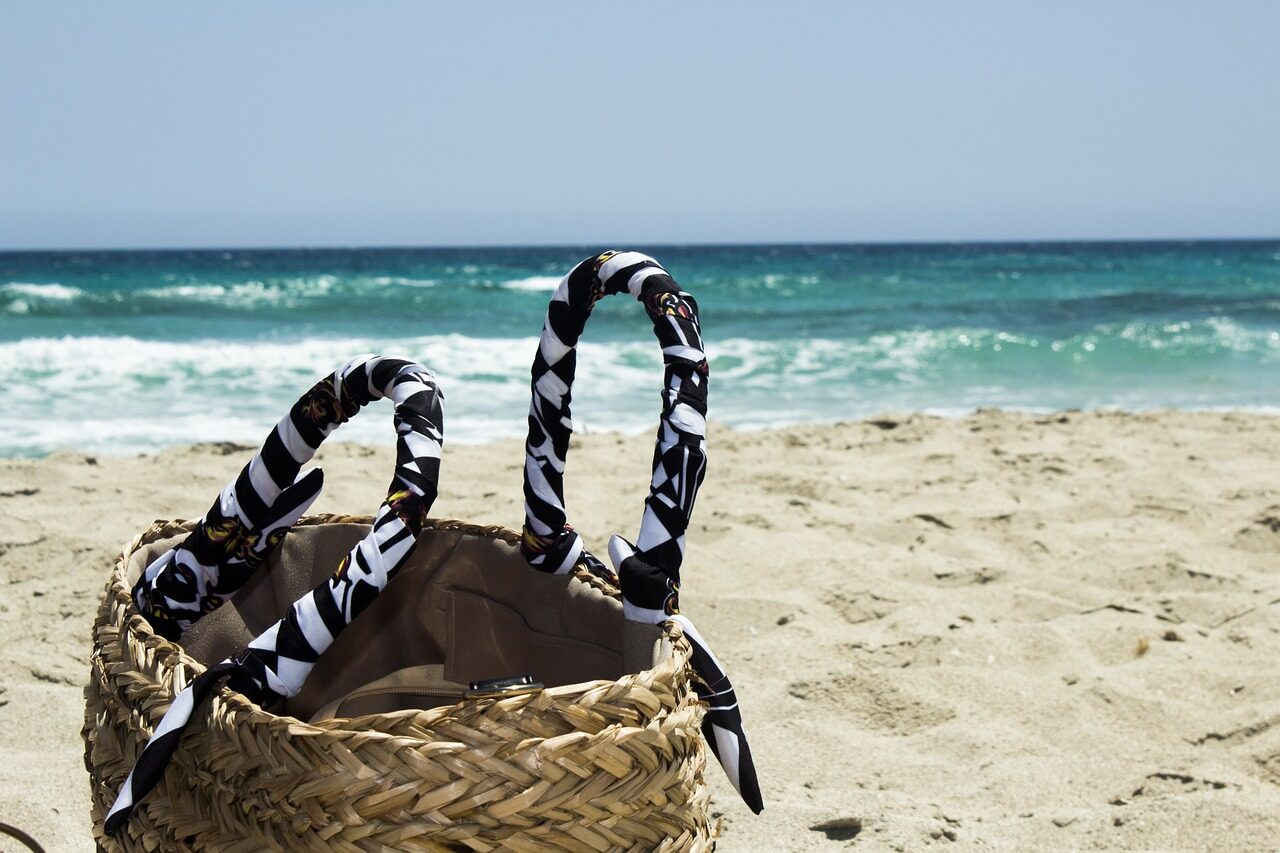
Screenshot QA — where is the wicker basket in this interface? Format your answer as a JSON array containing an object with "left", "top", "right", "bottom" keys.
[{"left": 84, "top": 515, "right": 719, "bottom": 852}]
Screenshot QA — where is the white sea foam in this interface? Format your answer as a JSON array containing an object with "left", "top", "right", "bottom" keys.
[
  {"left": 0, "top": 334, "right": 635, "bottom": 454},
  {"left": 372, "top": 276, "right": 438, "bottom": 288},
  {"left": 98, "top": 274, "right": 450, "bottom": 313},
  {"left": 139, "top": 284, "right": 231, "bottom": 299},
  {"left": 2, "top": 325, "right": 1278, "bottom": 457},
  {"left": 135, "top": 276, "right": 340, "bottom": 307},
  {"left": 1, "top": 282, "right": 84, "bottom": 300},
  {"left": 0, "top": 334, "right": 546, "bottom": 389},
  {"left": 499, "top": 275, "right": 562, "bottom": 292}
]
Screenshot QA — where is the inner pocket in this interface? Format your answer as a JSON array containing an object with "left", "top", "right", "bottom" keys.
[{"left": 310, "top": 664, "right": 467, "bottom": 720}]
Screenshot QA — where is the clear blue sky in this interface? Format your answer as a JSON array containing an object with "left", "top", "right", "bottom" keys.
[{"left": 2, "top": 1, "right": 1277, "bottom": 249}]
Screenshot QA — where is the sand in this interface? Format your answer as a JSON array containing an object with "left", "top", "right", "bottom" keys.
[{"left": 1, "top": 410, "right": 1278, "bottom": 851}]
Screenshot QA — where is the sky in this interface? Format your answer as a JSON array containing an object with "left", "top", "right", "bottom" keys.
[{"left": 1, "top": 2, "right": 1278, "bottom": 249}]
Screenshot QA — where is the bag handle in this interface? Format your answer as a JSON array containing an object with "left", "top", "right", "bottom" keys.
[
  {"left": 133, "top": 354, "right": 443, "bottom": 638},
  {"left": 520, "top": 252, "right": 762, "bottom": 814},
  {"left": 521, "top": 250, "right": 708, "bottom": 611},
  {"left": 108, "top": 355, "right": 445, "bottom": 833}
]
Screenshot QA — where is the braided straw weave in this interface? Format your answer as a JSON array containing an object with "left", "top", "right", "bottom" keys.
[{"left": 84, "top": 516, "right": 719, "bottom": 852}]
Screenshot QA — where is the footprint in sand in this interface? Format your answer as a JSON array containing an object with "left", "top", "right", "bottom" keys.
[
  {"left": 1233, "top": 507, "right": 1280, "bottom": 552},
  {"left": 1114, "top": 558, "right": 1241, "bottom": 594},
  {"left": 762, "top": 474, "right": 831, "bottom": 503},
  {"left": 1189, "top": 714, "right": 1280, "bottom": 747},
  {"left": 1120, "top": 772, "right": 1233, "bottom": 801},
  {"left": 823, "top": 590, "right": 899, "bottom": 624},
  {"left": 930, "top": 566, "right": 1004, "bottom": 587},
  {"left": 788, "top": 669, "right": 955, "bottom": 734},
  {"left": 843, "top": 636, "right": 944, "bottom": 669},
  {"left": 1256, "top": 751, "right": 1280, "bottom": 785}
]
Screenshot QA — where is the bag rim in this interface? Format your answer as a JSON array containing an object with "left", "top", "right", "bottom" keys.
[{"left": 104, "top": 513, "right": 696, "bottom": 742}]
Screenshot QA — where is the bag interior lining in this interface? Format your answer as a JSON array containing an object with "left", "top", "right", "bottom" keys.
[{"left": 126, "top": 523, "right": 626, "bottom": 721}]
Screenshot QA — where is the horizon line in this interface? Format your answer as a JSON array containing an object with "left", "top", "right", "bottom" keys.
[{"left": 2, "top": 235, "right": 1279, "bottom": 254}]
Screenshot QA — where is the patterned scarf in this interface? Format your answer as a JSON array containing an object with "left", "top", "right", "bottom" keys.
[
  {"left": 521, "top": 251, "right": 764, "bottom": 814},
  {"left": 107, "top": 355, "right": 444, "bottom": 833}
]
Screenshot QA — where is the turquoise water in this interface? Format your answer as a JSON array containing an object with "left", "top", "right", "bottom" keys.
[{"left": 1, "top": 241, "right": 1278, "bottom": 456}]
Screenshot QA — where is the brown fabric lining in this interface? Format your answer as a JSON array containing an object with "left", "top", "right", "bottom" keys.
[
  {"left": 126, "top": 523, "right": 627, "bottom": 722},
  {"left": 310, "top": 664, "right": 467, "bottom": 719}
]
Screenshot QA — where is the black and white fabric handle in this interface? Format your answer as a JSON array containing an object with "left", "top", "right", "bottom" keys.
[
  {"left": 107, "top": 355, "right": 444, "bottom": 834},
  {"left": 522, "top": 250, "right": 708, "bottom": 590},
  {"left": 521, "top": 251, "right": 763, "bottom": 814}
]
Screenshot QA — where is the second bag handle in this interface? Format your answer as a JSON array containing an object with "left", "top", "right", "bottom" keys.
[
  {"left": 521, "top": 250, "right": 709, "bottom": 617},
  {"left": 520, "top": 252, "right": 763, "bottom": 814}
]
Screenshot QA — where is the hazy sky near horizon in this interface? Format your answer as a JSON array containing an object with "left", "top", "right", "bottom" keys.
[{"left": 2, "top": 2, "right": 1278, "bottom": 249}]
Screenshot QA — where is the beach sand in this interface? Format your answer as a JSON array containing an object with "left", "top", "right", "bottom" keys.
[{"left": 2, "top": 410, "right": 1278, "bottom": 851}]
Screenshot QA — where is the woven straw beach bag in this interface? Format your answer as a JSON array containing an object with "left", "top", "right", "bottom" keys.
[
  {"left": 83, "top": 250, "right": 761, "bottom": 852},
  {"left": 84, "top": 515, "right": 717, "bottom": 852}
]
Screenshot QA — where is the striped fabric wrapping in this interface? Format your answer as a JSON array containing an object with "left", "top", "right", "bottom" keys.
[
  {"left": 106, "top": 355, "right": 445, "bottom": 834},
  {"left": 522, "top": 250, "right": 708, "bottom": 584},
  {"left": 130, "top": 352, "right": 417, "bottom": 639},
  {"left": 673, "top": 615, "right": 764, "bottom": 815},
  {"left": 522, "top": 251, "right": 763, "bottom": 814}
]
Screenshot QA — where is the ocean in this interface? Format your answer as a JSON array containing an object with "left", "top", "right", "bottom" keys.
[{"left": 1, "top": 241, "right": 1277, "bottom": 457}]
